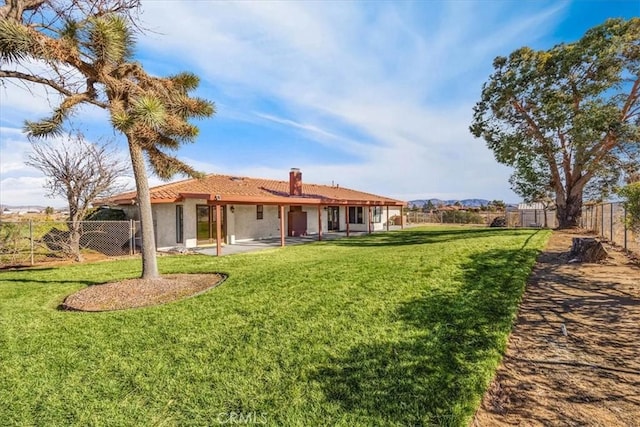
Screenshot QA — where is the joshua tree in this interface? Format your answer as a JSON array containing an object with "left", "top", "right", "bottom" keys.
[{"left": 0, "top": 0, "right": 214, "bottom": 277}]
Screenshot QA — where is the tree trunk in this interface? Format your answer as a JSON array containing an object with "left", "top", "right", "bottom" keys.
[
  {"left": 67, "top": 204, "right": 83, "bottom": 262},
  {"left": 68, "top": 228, "right": 83, "bottom": 262},
  {"left": 556, "top": 190, "right": 583, "bottom": 229},
  {"left": 128, "top": 138, "right": 159, "bottom": 279},
  {"left": 570, "top": 237, "right": 608, "bottom": 263}
]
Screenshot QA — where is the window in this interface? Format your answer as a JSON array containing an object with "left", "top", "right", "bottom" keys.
[
  {"left": 257, "top": 205, "right": 264, "bottom": 220},
  {"left": 373, "top": 206, "right": 382, "bottom": 223},
  {"left": 175, "top": 205, "right": 184, "bottom": 243},
  {"left": 348, "top": 206, "right": 364, "bottom": 224}
]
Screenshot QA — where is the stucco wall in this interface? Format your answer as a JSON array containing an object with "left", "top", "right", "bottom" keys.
[
  {"left": 152, "top": 199, "right": 203, "bottom": 249},
  {"left": 150, "top": 201, "right": 403, "bottom": 248},
  {"left": 372, "top": 206, "right": 402, "bottom": 231},
  {"left": 231, "top": 204, "right": 282, "bottom": 241},
  {"left": 153, "top": 204, "right": 176, "bottom": 248},
  {"left": 304, "top": 206, "right": 321, "bottom": 234},
  {"left": 181, "top": 199, "right": 201, "bottom": 248}
]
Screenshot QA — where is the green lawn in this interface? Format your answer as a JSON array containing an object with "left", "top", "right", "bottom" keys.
[{"left": 0, "top": 226, "right": 549, "bottom": 426}]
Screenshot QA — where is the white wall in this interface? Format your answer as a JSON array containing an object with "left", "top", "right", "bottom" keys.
[
  {"left": 373, "top": 206, "right": 402, "bottom": 231},
  {"left": 182, "top": 199, "right": 201, "bottom": 248},
  {"left": 150, "top": 201, "right": 404, "bottom": 248},
  {"left": 153, "top": 204, "right": 177, "bottom": 248},
  {"left": 152, "top": 199, "right": 203, "bottom": 249},
  {"left": 304, "top": 206, "right": 322, "bottom": 235},
  {"left": 231, "top": 204, "right": 282, "bottom": 241}
]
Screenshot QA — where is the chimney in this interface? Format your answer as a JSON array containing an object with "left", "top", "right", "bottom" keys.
[{"left": 289, "top": 168, "right": 302, "bottom": 196}]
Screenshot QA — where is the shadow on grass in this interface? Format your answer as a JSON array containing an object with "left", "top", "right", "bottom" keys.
[
  {"left": 0, "top": 277, "right": 106, "bottom": 287},
  {"left": 329, "top": 228, "right": 533, "bottom": 248},
  {"left": 312, "top": 243, "right": 541, "bottom": 426}
]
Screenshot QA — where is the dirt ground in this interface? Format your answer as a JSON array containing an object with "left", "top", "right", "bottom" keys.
[{"left": 473, "top": 230, "right": 640, "bottom": 427}]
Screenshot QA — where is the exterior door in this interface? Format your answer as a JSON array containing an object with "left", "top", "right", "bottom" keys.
[
  {"left": 327, "top": 206, "right": 340, "bottom": 231},
  {"left": 196, "top": 205, "right": 225, "bottom": 244}
]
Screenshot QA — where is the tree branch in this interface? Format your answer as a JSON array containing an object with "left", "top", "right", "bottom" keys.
[
  {"left": 0, "top": 69, "right": 108, "bottom": 108},
  {"left": 621, "top": 77, "right": 640, "bottom": 121},
  {"left": 0, "top": 0, "right": 45, "bottom": 21},
  {"left": 512, "top": 99, "right": 566, "bottom": 199}
]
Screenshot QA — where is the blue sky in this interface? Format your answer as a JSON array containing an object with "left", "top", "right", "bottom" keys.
[{"left": 1, "top": 0, "right": 638, "bottom": 207}]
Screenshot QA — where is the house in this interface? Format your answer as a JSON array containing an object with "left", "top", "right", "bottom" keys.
[{"left": 104, "top": 168, "right": 406, "bottom": 254}]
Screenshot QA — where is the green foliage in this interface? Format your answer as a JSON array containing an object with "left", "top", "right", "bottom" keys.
[
  {"left": 87, "top": 15, "right": 134, "bottom": 64},
  {"left": 0, "top": 222, "right": 23, "bottom": 263},
  {"left": 471, "top": 18, "right": 640, "bottom": 227},
  {"left": 0, "top": 19, "right": 36, "bottom": 62},
  {"left": 83, "top": 207, "right": 126, "bottom": 221},
  {"left": 441, "top": 210, "right": 485, "bottom": 224},
  {"left": 618, "top": 182, "right": 640, "bottom": 232},
  {"left": 0, "top": 227, "right": 549, "bottom": 426}
]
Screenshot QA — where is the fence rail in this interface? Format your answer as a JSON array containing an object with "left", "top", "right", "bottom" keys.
[
  {"left": 0, "top": 220, "right": 140, "bottom": 268},
  {"left": 580, "top": 202, "right": 639, "bottom": 256}
]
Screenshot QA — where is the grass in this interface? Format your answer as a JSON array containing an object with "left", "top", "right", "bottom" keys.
[{"left": 0, "top": 226, "right": 550, "bottom": 426}]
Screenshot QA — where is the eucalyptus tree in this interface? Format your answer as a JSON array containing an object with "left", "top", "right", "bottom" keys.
[
  {"left": 0, "top": 0, "right": 214, "bottom": 278},
  {"left": 471, "top": 18, "right": 640, "bottom": 228}
]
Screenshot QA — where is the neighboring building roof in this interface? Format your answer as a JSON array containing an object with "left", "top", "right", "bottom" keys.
[
  {"left": 518, "top": 203, "right": 547, "bottom": 210},
  {"left": 105, "top": 173, "right": 406, "bottom": 206}
]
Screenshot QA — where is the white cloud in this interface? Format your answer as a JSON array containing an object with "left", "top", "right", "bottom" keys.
[
  {"left": 133, "top": 1, "right": 567, "bottom": 203},
  {"left": 2, "top": 1, "right": 572, "bottom": 204},
  {"left": 0, "top": 176, "right": 60, "bottom": 207}
]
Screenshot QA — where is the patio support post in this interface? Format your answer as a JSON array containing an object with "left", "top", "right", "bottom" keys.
[
  {"left": 318, "top": 205, "right": 323, "bottom": 241},
  {"left": 368, "top": 206, "right": 372, "bottom": 234},
  {"left": 386, "top": 206, "right": 390, "bottom": 231},
  {"left": 279, "top": 205, "right": 285, "bottom": 247},
  {"left": 401, "top": 207, "right": 405, "bottom": 229},
  {"left": 346, "top": 205, "right": 350, "bottom": 237},
  {"left": 215, "top": 204, "right": 222, "bottom": 256}
]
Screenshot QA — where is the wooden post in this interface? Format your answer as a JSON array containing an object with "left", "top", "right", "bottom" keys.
[
  {"left": 215, "top": 204, "right": 222, "bottom": 256},
  {"left": 318, "top": 205, "right": 323, "bottom": 241},
  {"left": 346, "top": 205, "right": 350, "bottom": 237},
  {"left": 401, "top": 208, "right": 405, "bottom": 229},
  {"left": 386, "top": 206, "right": 390, "bottom": 231},
  {"left": 280, "top": 205, "right": 285, "bottom": 247},
  {"left": 29, "top": 219, "right": 34, "bottom": 266},
  {"left": 368, "top": 206, "right": 372, "bottom": 234}
]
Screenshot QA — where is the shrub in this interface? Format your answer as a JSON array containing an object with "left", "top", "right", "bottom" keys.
[
  {"left": 441, "top": 211, "right": 485, "bottom": 224},
  {"left": 618, "top": 182, "right": 640, "bottom": 233},
  {"left": 490, "top": 216, "right": 507, "bottom": 227}
]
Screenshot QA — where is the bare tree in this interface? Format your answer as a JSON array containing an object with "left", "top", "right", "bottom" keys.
[{"left": 25, "top": 131, "right": 129, "bottom": 261}]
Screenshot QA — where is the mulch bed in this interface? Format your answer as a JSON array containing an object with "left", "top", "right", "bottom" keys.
[{"left": 60, "top": 273, "right": 226, "bottom": 312}]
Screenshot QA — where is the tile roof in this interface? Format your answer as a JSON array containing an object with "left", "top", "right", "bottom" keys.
[{"left": 107, "top": 173, "right": 405, "bottom": 206}]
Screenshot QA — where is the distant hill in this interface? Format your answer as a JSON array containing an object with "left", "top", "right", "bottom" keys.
[
  {"left": 1, "top": 205, "right": 48, "bottom": 213},
  {"left": 408, "top": 199, "right": 490, "bottom": 209}
]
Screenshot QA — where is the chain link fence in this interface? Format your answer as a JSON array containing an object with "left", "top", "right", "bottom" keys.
[
  {"left": 580, "top": 202, "right": 639, "bottom": 256},
  {"left": 406, "top": 210, "right": 557, "bottom": 228},
  {"left": 0, "top": 220, "right": 140, "bottom": 268},
  {"left": 406, "top": 211, "right": 503, "bottom": 226}
]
